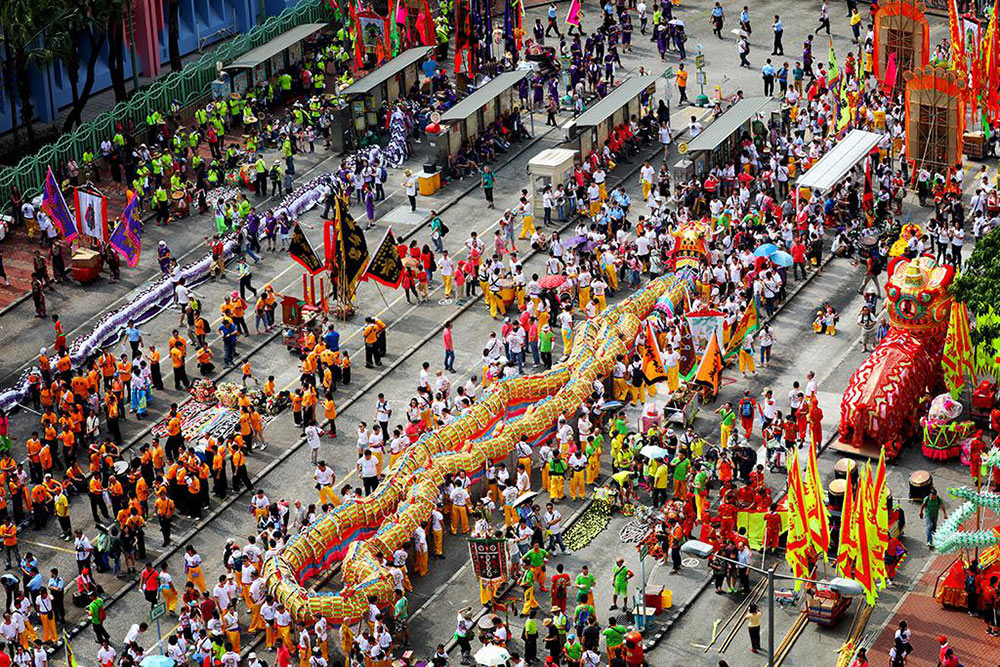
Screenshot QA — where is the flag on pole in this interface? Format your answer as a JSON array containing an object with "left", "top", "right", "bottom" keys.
[
  {"left": 107, "top": 194, "right": 142, "bottom": 267},
  {"left": 785, "top": 449, "right": 813, "bottom": 584},
  {"left": 853, "top": 465, "right": 876, "bottom": 603},
  {"left": 882, "top": 52, "right": 898, "bottom": 93},
  {"left": 869, "top": 451, "right": 889, "bottom": 586},
  {"left": 566, "top": 0, "right": 581, "bottom": 26},
  {"left": 64, "top": 632, "right": 78, "bottom": 667},
  {"left": 693, "top": 330, "right": 724, "bottom": 396},
  {"left": 336, "top": 198, "right": 370, "bottom": 292},
  {"left": 722, "top": 300, "right": 759, "bottom": 359},
  {"left": 828, "top": 38, "right": 839, "bottom": 85},
  {"left": 288, "top": 223, "right": 324, "bottom": 275},
  {"left": 641, "top": 321, "right": 668, "bottom": 384},
  {"left": 942, "top": 302, "right": 977, "bottom": 395},
  {"left": 835, "top": 465, "right": 857, "bottom": 577},
  {"left": 74, "top": 187, "right": 108, "bottom": 241},
  {"left": 364, "top": 228, "right": 405, "bottom": 288},
  {"left": 948, "top": 0, "right": 967, "bottom": 72},
  {"left": 804, "top": 440, "right": 831, "bottom": 559},
  {"left": 41, "top": 167, "right": 78, "bottom": 242}
]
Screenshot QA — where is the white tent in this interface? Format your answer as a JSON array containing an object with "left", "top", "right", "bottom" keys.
[{"left": 797, "top": 129, "right": 883, "bottom": 192}]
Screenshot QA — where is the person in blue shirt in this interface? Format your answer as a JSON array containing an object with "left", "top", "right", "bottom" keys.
[
  {"left": 740, "top": 6, "right": 752, "bottom": 35},
  {"left": 219, "top": 319, "right": 239, "bottom": 367},
  {"left": 124, "top": 319, "right": 144, "bottom": 359},
  {"left": 711, "top": 2, "right": 725, "bottom": 38},
  {"left": 761, "top": 58, "right": 776, "bottom": 96},
  {"left": 323, "top": 325, "right": 340, "bottom": 351},
  {"left": 546, "top": 3, "right": 562, "bottom": 37},
  {"left": 771, "top": 15, "right": 784, "bottom": 55}
]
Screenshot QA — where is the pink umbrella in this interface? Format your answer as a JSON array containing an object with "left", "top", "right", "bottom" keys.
[{"left": 539, "top": 275, "right": 567, "bottom": 289}]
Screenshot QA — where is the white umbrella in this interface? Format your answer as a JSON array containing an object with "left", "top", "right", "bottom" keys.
[
  {"left": 640, "top": 444, "right": 670, "bottom": 460},
  {"left": 669, "top": 18, "right": 686, "bottom": 26},
  {"left": 730, "top": 27, "right": 748, "bottom": 37},
  {"left": 475, "top": 644, "right": 512, "bottom": 666}
]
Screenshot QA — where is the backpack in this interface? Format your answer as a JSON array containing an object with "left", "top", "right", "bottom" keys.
[{"left": 739, "top": 399, "right": 754, "bottom": 418}]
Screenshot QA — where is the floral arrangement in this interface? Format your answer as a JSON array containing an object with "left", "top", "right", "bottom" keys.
[{"left": 189, "top": 378, "right": 217, "bottom": 404}]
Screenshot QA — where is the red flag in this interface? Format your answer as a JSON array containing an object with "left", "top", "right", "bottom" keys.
[
  {"left": 835, "top": 467, "right": 857, "bottom": 576},
  {"left": 853, "top": 467, "right": 875, "bottom": 601},
  {"left": 349, "top": 1, "right": 365, "bottom": 69},
  {"left": 417, "top": 0, "right": 436, "bottom": 46},
  {"left": 882, "top": 52, "right": 897, "bottom": 92}
]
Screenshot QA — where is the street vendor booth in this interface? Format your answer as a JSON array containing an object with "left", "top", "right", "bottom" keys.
[
  {"left": 568, "top": 73, "right": 659, "bottom": 159},
  {"left": 224, "top": 23, "right": 328, "bottom": 95},
  {"left": 681, "top": 96, "right": 773, "bottom": 176},
  {"left": 796, "top": 129, "right": 882, "bottom": 198},
  {"left": 527, "top": 148, "right": 578, "bottom": 222},
  {"left": 435, "top": 70, "right": 532, "bottom": 166},
  {"left": 341, "top": 47, "right": 435, "bottom": 134}
]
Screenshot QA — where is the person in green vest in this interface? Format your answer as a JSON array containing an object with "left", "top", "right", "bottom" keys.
[
  {"left": 693, "top": 463, "right": 709, "bottom": 520},
  {"left": 548, "top": 451, "right": 567, "bottom": 501},
  {"left": 575, "top": 565, "right": 595, "bottom": 606},
  {"left": 153, "top": 186, "right": 169, "bottom": 226},
  {"left": 279, "top": 72, "right": 293, "bottom": 98},
  {"left": 522, "top": 609, "right": 539, "bottom": 663},
  {"left": 282, "top": 136, "right": 295, "bottom": 175},
  {"left": 610, "top": 557, "right": 633, "bottom": 611},
  {"left": 573, "top": 589, "right": 596, "bottom": 633},
  {"left": 170, "top": 172, "right": 183, "bottom": 193},
  {"left": 563, "top": 632, "right": 584, "bottom": 667},
  {"left": 393, "top": 588, "right": 409, "bottom": 645},
  {"left": 195, "top": 106, "right": 208, "bottom": 129},
  {"left": 88, "top": 593, "right": 111, "bottom": 643},
  {"left": 254, "top": 154, "right": 267, "bottom": 198},
  {"left": 519, "top": 557, "right": 539, "bottom": 616},
  {"left": 313, "top": 71, "right": 325, "bottom": 93},
  {"left": 150, "top": 154, "right": 163, "bottom": 186},
  {"left": 715, "top": 402, "right": 736, "bottom": 449},
  {"left": 602, "top": 623, "right": 627, "bottom": 663},
  {"left": 652, "top": 455, "right": 670, "bottom": 506},
  {"left": 539, "top": 324, "right": 554, "bottom": 369},
  {"left": 269, "top": 161, "right": 283, "bottom": 197},
  {"left": 525, "top": 544, "right": 549, "bottom": 592},
  {"left": 670, "top": 451, "right": 691, "bottom": 500}
]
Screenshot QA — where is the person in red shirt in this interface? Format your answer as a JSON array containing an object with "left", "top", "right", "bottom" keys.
[
  {"left": 549, "top": 564, "right": 570, "bottom": 613},
  {"left": 791, "top": 237, "right": 808, "bottom": 280},
  {"left": 764, "top": 503, "right": 782, "bottom": 554}
]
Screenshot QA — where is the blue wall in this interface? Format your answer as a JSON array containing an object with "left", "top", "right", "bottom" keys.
[{"left": 0, "top": 0, "right": 304, "bottom": 136}]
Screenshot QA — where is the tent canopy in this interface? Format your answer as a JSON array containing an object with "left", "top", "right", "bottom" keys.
[
  {"left": 341, "top": 47, "right": 435, "bottom": 96},
  {"left": 797, "top": 129, "right": 883, "bottom": 192},
  {"left": 226, "top": 23, "right": 326, "bottom": 70},
  {"left": 441, "top": 70, "right": 531, "bottom": 122},
  {"left": 684, "top": 97, "right": 772, "bottom": 153},
  {"left": 574, "top": 74, "right": 659, "bottom": 128}
]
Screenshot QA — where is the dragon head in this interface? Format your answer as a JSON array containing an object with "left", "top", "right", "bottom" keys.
[
  {"left": 671, "top": 220, "right": 711, "bottom": 271},
  {"left": 884, "top": 256, "right": 954, "bottom": 331}
]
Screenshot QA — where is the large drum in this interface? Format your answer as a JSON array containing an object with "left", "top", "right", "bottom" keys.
[
  {"left": 828, "top": 479, "right": 846, "bottom": 511},
  {"left": 70, "top": 247, "right": 103, "bottom": 285},
  {"left": 172, "top": 191, "right": 189, "bottom": 218},
  {"left": 498, "top": 278, "right": 515, "bottom": 306},
  {"left": 834, "top": 458, "right": 858, "bottom": 483},
  {"left": 909, "top": 470, "right": 933, "bottom": 500}
]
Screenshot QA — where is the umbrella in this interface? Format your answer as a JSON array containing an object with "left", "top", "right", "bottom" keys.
[
  {"left": 141, "top": 658, "right": 176, "bottom": 667},
  {"left": 563, "top": 235, "right": 589, "bottom": 248},
  {"left": 669, "top": 18, "right": 686, "bottom": 26},
  {"left": 730, "top": 27, "right": 747, "bottom": 36},
  {"left": 539, "top": 275, "right": 567, "bottom": 289},
  {"left": 600, "top": 401, "right": 624, "bottom": 412},
  {"left": 475, "top": 644, "right": 511, "bottom": 667},
  {"left": 513, "top": 490, "right": 539, "bottom": 507},
  {"left": 640, "top": 444, "right": 670, "bottom": 460},
  {"left": 770, "top": 250, "right": 794, "bottom": 267},
  {"left": 753, "top": 244, "right": 778, "bottom": 257}
]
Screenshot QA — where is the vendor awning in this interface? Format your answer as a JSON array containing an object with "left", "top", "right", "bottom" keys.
[
  {"left": 440, "top": 70, "right": 532, "bottom": 122},
  {"left": 796, "top": 129, "right": 883, "bottom": 192},
  {"left": 573, "top": 73, "right": 660, "bottom": 128},
  {"left": 340, "top": 47, "right": 436, "bottom": 96},
  {"left": 684, "top": 96, "right": 773, "bottom": 153},
  {"left": 226, "top": 23, "right": 327, "bottom": 70}
]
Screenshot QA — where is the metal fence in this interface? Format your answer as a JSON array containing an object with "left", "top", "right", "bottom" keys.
[{"left": 0, "top": 0, "right": 331, "bottom": 208}]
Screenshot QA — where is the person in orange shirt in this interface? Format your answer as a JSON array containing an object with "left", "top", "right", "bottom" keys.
[
  {"left": 302, "top": 387, "right": 318, "bottom": 432},
  {"left": 30, "top": 482, "right": 52, "bottom": 529},
  {"left": 231, "top": 446, "right": 252, "bottom": 493},
  {"left": 250, "top": 410, "right": 266, "bottom": 450},
  {"left": 196, "top": 345, "right": 215, "bottom": 377},
  {"left": 170, "top": 343, "right": 190, "bottom": 391},
  {"left": 146, "top": 346, "right": 164, "bottom": 391},
  {"left": 241, "top": 360, "right": 256, "bottom": 388},
  {"left": 263, "top": 376, "right": 276, "bottom": 397},
  {"left": 57, "top": 427, "right": 74, "bottom": 465},
  {"left": 323, "top": 394, "right": 338, "bottom": 438},
  {"left": 165, "top": 408, "right": 184, "bottom": 460},
  {"left": 291, "top": 390, "right": 303, "bottom": 428},
  {"left": 154, "top": 491, "right": 175, "bottom": 546},
  {"left": 25, "top": 434, "right": 42, "bottom": 484}
]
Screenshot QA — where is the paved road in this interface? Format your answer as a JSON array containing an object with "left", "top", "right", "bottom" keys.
[{"left": 5, "top": 0, "right": 975, "bottom": 663}]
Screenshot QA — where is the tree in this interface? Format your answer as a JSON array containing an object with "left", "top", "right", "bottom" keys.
[
  {"left": 0, "top": 0, "right": 63, "bottom": 144},
  {"left": 58, "top": 0, "right": 126, "bottom": 130},
  {"left": 952, "top": 225, "right": 1000, "bottom": 346},
  {"left": 166, "top": 0, "right": 182, "bottom": 71}
]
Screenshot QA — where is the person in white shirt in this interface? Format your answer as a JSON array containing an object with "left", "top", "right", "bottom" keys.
[
  {"left": 305, "top": 423, "right": 323, "bottom": 465},
  {"left": 357, "top": 450, "right": 380, "bottom": 495}
]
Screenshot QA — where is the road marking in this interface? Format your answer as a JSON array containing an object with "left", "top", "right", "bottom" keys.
[{"left": 22, "top": 539, "right": 76, "bottom": 554}]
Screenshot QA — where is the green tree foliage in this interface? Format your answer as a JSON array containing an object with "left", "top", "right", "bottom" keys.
[{"left": 952, "top": 225, "right": 1000, "bottom": 376}]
